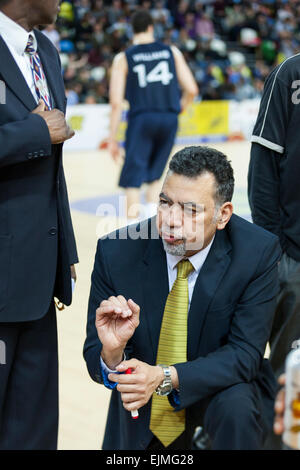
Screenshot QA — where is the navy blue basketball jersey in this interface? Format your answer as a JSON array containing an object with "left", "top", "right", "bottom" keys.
[{"left": 125, "top": 41, "right": 181, "bottom": 117}]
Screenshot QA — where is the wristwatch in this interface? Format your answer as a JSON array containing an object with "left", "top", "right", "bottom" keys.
[{"left": 155, "top": 364, "right": 173, "bottom": 396}]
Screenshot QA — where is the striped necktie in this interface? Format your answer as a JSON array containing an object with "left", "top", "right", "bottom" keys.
[
  {"left": 150, "top": 259, "right": 194, "bottom": 447},
  {"left": 25, "top": 34, "right": 52, "bottom": 110}
]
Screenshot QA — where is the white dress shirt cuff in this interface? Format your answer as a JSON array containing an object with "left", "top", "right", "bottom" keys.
[{"left": 100, "top": 353, "right": 127, "bottom": 374}]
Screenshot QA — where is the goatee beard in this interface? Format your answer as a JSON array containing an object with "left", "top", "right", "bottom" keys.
[{"left": 162, "top": 238, "right": 186, "bottom": 256}]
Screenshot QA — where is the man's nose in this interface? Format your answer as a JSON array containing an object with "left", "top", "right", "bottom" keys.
[{"left": 167, "top": 203, "right": 183, "bottom": 227}]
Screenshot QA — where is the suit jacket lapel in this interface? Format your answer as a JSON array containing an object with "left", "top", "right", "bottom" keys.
[
  {"left": 141, "top": 232, "right": 169, "bottom": 363},
  {"left": 187, "top": 228, "right": 232, "bottom": 360},
  {"left": 0, "top": 33, "right": 65, "bottom": 112},
  {"left": 0, "top": 36, "right": 37, "bottom": 110}
]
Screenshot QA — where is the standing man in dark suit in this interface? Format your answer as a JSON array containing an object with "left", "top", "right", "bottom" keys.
[
  {"left": 84, "top": 146, "right": 281, "bottom": 450},
  {"left": 0, "top": 0, "right": 78, "bottom": 449}
]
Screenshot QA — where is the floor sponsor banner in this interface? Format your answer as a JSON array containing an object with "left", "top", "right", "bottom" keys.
[
  {"left": 64, "top": 100, "right": 260, "bottom": 151},
  {"left": 228, "top": 99, "right": 260, "bottom": 141},
  {"left": 65, "top": 104, "right": 110, "bottom": 151},
  {"left": 177, "top": 100, "right": 229, "bottom": 143}
]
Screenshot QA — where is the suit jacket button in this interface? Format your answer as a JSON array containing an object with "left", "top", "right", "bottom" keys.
[{"left": 49, "top": 227, "right": 57, "bottom": 235}]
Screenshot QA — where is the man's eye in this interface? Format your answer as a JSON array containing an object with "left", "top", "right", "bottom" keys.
[
  {"left": 159, "top": 200, "right": 169, "bottom": 206},
  {"left": 184, "top": 205, "right": 195, "bottom": 213}
]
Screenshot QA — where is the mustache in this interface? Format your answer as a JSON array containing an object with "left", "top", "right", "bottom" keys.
[{"left": 160, "top": 228, "right": 185, "bottom": 239}]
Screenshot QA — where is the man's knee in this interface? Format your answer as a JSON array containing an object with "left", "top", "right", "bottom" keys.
[
  {"left": 203, "top": 384, "right": 263, "bottom": 449},
  {"left": 206, "top": 387, "right": 253, "bottom": 422}
]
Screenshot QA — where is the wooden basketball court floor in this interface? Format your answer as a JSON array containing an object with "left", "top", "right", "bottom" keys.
[{"left": 57, "top": 140, "right": 252, "bottom": 449}]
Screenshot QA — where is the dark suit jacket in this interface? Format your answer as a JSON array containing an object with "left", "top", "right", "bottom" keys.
[
  {"left": 0, "top": 29, "right": 78, "bottom": 322},
  {"left": 83, "top": 214, "right": 281, "bottom": 450}
]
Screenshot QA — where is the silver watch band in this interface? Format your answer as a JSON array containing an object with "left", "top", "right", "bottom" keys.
[{"left": 155, "top": 364, "right": 173, "bottom": 396}]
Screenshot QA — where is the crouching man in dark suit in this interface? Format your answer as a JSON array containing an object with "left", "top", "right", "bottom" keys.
[
  {"left": 84, "top": 146, "right": 281, "bottom": 450},
  {"left": 0, "top": 0, "right": 78, "bottom": 449}
]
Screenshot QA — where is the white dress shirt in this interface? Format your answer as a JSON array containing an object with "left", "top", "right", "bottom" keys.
[
  {"left": 101, "top": 235, "right": 215, "bottom": 373},
  {"left": 166, "top": 235, "right": 215, "bottom": 308},
  {"left": 0, "top": 10, "right": 50, "bottom": 103}
]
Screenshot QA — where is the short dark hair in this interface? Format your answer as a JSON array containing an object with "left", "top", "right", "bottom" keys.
[
  {"left": 131, "top": 9, "right": 153, "bottom": 34},
  {"left": 169, "top": 146, "right": 235, "bottom": 205}
]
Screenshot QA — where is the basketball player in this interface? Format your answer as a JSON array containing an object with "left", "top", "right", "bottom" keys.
[{"left": 108, "top": 8, "right": 198, "bottom": 220}]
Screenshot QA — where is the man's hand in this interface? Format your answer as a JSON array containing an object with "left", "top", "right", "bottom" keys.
[
  {"left": 274, "top": 374, "right": 286, "bottom": 435},
  {"left": 96, "top": 296, "right": 140, "bottom": 369},
  {"left": 108, "top": 359, "right": 164, "bottom": 412},
  {"left": 32, "top": 100, "right": 75, "bottom": 144},
  {"left": 108, "top": 138, "right": 121, "bottom": 162}
]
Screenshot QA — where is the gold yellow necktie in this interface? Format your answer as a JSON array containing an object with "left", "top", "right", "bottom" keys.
[{"left": 150, "top": 259, "right": 194, "bottom": 447}]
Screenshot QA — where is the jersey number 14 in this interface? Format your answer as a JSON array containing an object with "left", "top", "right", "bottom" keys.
[{"left": 133, "top": 60, "right": 173, "bottom": 88}]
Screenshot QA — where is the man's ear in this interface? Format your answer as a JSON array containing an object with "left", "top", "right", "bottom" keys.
[{"left": 216, "top": 202, "right": 233, "bottom": 230}]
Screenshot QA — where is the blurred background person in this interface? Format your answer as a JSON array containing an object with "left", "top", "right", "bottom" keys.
[{"left": 107, "top": 8, "right": 198, "bottom": 221}]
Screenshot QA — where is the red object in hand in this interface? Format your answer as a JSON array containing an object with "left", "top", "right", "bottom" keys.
[{"left": 125, "top": 368, "right": 139, "bottom": 419}]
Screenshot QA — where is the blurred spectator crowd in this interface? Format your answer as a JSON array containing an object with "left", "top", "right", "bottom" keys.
[{"left": 42, "top": 0, "right": 300, "bottom": 105}]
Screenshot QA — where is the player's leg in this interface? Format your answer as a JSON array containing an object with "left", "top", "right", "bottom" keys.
[
  {"left": 146, "top": 112, "right": 178, "bottom": 204},
  {"left": 125, "top": 188, "right": 141, "bottom": 219},
  {"left": 119, "top": 115, "right": 154, "bottom": 219},
  {"left": 146, "top": 179, "right": 161, "bottom": 205}
]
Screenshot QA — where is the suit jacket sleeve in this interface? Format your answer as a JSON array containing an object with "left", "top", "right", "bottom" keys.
[
  {"left": 59, "top": 165, "right": 78, "bottom": 264},
  {"left": 0, "top": 113, "right": 52, "bottom": 168},
  {"left": 248, "top": 65, "right": 290, "bottom": 244},
  {"left": 248, "top": 142, "right": 283, "bottom": 243},
  {"left": 250, "top": 67, "right": 291, "bottom": 154},
  {"left": 173, "top": 236, "right": 281, "bottom": 410}
]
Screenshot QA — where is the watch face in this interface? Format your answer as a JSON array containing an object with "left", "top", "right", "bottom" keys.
[{"left": 156, "top": 382, "right": 172, "bottom": 396}]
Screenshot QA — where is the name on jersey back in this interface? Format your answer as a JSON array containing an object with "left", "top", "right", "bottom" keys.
[{"left": 132, "top": 50, "right": 171, "bottom": 63}]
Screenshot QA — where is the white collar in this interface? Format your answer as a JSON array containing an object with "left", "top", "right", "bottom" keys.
[
  {"left": 166, "top": 234, "right": 215, "bottom": 274},
  {"left": 0, "top": 10, "right": 37, "bottom": 55}
]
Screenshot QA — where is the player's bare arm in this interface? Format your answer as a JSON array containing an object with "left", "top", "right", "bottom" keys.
[
  {"left": 108, "top": 52, "right": 128, "bottom": 161},
  {"left": 171, "top": 45, "right": 198, "bottom": 113}
]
